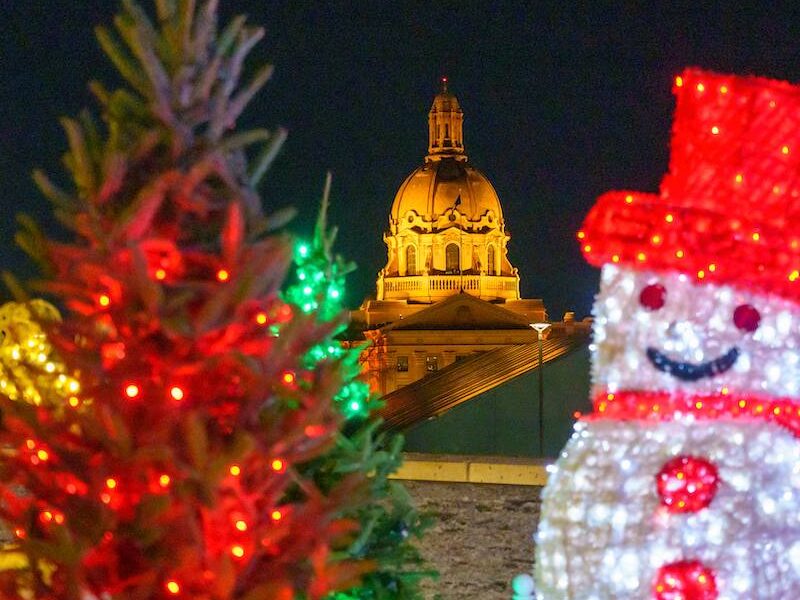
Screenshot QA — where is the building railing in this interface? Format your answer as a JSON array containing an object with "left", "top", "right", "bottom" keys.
[{"left": 380, "top": 273, "right": 519, "bottom": 300}]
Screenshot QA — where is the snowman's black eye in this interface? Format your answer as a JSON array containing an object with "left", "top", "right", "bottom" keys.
[
  {"left": 733, "top": 304, "right": 760, "bottom": 332},
  {"left": 639, "top": 283, "right": 666, "bottom": 310}
]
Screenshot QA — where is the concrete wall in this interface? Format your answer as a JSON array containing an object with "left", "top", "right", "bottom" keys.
[{"left": 402, "top": 346, "right": 592, "bottom": 457}]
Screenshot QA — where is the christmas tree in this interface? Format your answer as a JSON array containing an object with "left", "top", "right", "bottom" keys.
[
  {"left": 535, "top": 69, "right": 800, "bottom": 599},
  {"left": 0, "top": 1, "right": 427, "bottom": 598}
]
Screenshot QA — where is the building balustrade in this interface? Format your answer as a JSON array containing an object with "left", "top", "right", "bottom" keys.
[{"left": 381, "top": 273, "right": 519, "bottom": 300}]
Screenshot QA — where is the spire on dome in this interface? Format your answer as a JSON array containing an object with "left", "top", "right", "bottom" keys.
[{"left": 427, "top": 77, "right": 465, "bottom": 161}]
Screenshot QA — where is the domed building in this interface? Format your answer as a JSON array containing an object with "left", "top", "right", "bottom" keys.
[
  {"left": 360, "top": 79, "right": 544, "bottom": 327},
  {"left": 379, "top": 79, "right": 519, "bottom": 304},
  {"left": 351, "top": 81, "right": 591, "bottom": 454}
]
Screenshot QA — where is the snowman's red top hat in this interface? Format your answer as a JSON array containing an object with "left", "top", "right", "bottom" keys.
[{"left": 580, "top": 67, "right": 800, "bottom": 303}]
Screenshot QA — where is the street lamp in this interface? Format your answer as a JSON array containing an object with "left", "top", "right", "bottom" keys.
[{"left": 530, "top": 322, "right": 551, "bottom": 457}]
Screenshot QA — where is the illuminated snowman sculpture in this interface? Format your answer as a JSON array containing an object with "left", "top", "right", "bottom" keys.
[{"left": 534, "top": 69, "right": 800, "bottom": 599}]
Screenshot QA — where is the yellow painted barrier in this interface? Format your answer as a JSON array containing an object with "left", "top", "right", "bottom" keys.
[{"left": 390, "top": 453, "right": 550, "bottom": 486}]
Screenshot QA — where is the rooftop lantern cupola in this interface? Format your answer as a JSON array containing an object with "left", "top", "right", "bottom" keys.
[
  {"left": 376, "top": 79, "right": 522, "bottom": 304},
  {"left": 427, "top": 77, "right": 466, "bottom": 161}
]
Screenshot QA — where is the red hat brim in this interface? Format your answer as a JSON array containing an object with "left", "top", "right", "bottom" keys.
[{"left": 579, "top": 190, "right": 800, "bottom": 303}]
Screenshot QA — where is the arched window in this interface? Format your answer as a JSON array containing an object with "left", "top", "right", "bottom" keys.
[
  {"left": 445, "top": 243, "right": 460, "bottom": 273},
  {"left": 487, "top": 245, "right": 496, "bottom": 275},
  {"left": 406, "top": 245, "right": 417, "bottom": 276}
]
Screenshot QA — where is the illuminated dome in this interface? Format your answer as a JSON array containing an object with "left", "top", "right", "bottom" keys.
[
  {"left": 390, "top": 160, "right": 504, "bottom": 227},
  {"left": 389, "top": 77, "right": 504, "bottom": 233},
  {"left": 376, "top": 79, "right": 520, "bottom": 303}
]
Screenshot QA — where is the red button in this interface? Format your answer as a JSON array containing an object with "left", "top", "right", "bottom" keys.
[
  {"left": 656, "top": 455, "right": 719, "bottom": 513},
  {"left": 653, "top": 560, "right": 718, "bottom": 600}
]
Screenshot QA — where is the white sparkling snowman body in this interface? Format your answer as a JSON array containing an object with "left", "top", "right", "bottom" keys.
[{"left": 534, "top": 265, "right": 800, "bottom": 599}]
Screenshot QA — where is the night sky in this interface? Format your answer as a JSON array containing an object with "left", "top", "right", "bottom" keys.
[{"left": 3, "top": 2, "right": 800, "bottom": 318}]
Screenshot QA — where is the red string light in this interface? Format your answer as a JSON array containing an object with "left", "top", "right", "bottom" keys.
[{"left": 589, "top": 390, "right": 800, "bottom": 438}]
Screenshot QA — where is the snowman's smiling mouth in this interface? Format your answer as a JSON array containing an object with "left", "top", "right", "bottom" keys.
[{"left": 646, "top": 346, "right": 740, "bottom": 381}]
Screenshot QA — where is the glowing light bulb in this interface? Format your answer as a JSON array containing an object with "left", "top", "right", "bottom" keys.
[
  {"left": 98, "top": 294, "right": 110, "bottom": 307},
  {"left": 125, "top": 384, "right": 140, "bottom": 398},
  {"left": 166, "top": 580, "right": 180, "bottom": 594},
  {"left": 231, "top": 545, "right": 245, "bottom": 558},
  {"left": 229, "top": 465, "right": 241, "bottom": 476},
  {"left": 255, "top": 312, "right": 268, "bottom": 325},
  {"left": 159, "top": 474, "right": 171, "bottom": 487},
  {"left": 170, "top": 386, "right": 184, "bottom": 401},
  {"left": 235, "top": 520, "right": 247, "bottom": 532},
  {"left": 155, "top": 268, "right": 167, "bottom": 280}
]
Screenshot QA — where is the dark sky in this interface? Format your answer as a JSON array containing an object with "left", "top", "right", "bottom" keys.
[{"left": 3, "top": 2, "right": 800, "bottom": 318}]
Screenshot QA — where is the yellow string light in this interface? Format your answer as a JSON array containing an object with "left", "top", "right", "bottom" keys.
[{"left": 0, "top": 300, "right": 81, "bottom": 407}]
